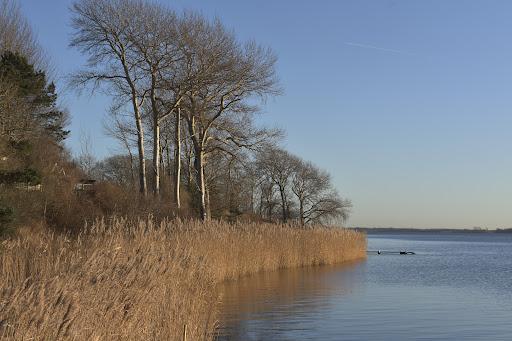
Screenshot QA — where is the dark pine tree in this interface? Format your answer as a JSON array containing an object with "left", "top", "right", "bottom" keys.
[{"left": 0, "top": 51, "right": 69, "bottom": 142}]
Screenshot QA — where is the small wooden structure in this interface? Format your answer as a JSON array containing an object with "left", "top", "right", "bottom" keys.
[{"left": 74, "top": 179, "right": 96, "bottom": 193}]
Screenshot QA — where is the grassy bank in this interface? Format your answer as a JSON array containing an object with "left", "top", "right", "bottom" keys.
[{"left": 0, "top": 219, "right": 366, "bottom": 340}]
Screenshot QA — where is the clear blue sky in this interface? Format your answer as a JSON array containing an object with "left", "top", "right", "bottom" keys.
[{"left": 17, "top": 0, "right": 512, "bottom": 229}]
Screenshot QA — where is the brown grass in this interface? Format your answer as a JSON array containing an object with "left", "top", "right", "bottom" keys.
[{"left": 0, "top": 218, "right": 366, "bottom": 340}]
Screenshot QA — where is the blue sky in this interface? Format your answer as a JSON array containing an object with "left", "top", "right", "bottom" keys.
[{"left": 17, "top": 0, "right": 512, "bottom": 228}]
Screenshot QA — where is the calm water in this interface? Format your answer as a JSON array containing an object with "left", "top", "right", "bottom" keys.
[{"left": 217, "top": 232, "right": 512, "bottom": 341}]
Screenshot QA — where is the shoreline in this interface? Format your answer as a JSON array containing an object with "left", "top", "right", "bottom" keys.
[{"left": 0, "top": 218, "right": 366, "bottom": 340}]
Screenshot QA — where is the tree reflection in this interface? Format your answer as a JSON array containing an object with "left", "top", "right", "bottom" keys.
[{"left": 217, "top": 261, "right": 366, "bottom": 340}]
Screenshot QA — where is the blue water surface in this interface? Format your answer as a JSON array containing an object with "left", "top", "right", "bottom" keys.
[{"left": 217, "top": 232, "right": 512, "bottom": 341}]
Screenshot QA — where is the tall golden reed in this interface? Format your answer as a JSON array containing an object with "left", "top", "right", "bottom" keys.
[{"left": 0, "top": 218, "right": 366, "bottom": 340}]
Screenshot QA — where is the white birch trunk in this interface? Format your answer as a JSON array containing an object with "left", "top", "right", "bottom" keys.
[{"left": 174, "top": 108, "right": 181, "bottom": 209}]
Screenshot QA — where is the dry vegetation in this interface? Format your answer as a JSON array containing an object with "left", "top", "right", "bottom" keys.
[
  {"left": 0, "top": 2, "right": 367, "bottom": 340},
  {"left": 0, "top": 218, "right": 366, "bottom": 340}
]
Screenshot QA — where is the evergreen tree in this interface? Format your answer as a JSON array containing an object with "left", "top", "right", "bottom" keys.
[{"left": 0, "top": 51, "right": 69, "bottom": 142}]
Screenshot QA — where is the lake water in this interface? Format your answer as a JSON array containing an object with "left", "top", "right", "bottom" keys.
[{"left": 217, "top": 232, "right": 512, "bottom": 341}]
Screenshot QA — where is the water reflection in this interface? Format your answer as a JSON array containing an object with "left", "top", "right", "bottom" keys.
[{"left": 217, "top": 261, "right": 366, "bottom": 340}]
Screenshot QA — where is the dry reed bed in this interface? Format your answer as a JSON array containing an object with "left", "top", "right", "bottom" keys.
[{"left": 0, "top": 218, "right": 366, "bottom": 340}]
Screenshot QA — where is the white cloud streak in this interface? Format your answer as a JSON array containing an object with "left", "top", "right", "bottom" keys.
[{"left": 344, "top": 42, "right": 415, "bottom": 56}]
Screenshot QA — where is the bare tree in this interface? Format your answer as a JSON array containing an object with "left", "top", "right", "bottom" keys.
[
  {"left": 157, "top": 109, "right": 184, "bottom": 208},
  {"left": 254, "top": 148, "right": 352, "bottom": 225},
  {"left": 174, "top": 108, "right": 182, "bottom": 208},
  {"left": 125, "top": 4, "right": 184, "bottom": 196},
  {"left": 93, "top": 154, "right": 134, "bottom": 186},
  {"left": 178, "top": 13, "right": 280, "bottom": 220},
  {"left": 70, "top": 0, "right": 150, "bottom": 196},
  {"left": 256, "top": 147, "right": 297, "bottom": 223},
  {"left": 104, "top": 107, "right": 138, "bottom": 186},
  {"left": 71, "top": 0, "right": 190, "bottom": 201},
  {"left": 77, "top": 130, "right": 95, "bottom": 177},
  {"left": 304, "top": 192, "right": 351, "bottom": 226},
  {"left": 259, "top": 180, "right": 278, "bottom": 221},
  {"left": 0, "top": 0, "right": 46, "bottom": 69},
  {"left": 291, "top": 159, "right": 352, "bottom": 225}
]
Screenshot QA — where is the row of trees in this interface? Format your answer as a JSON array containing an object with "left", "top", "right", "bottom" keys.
[
  {"left": 90, "top": 145, "right": 351, "bottom": 226},
  {"left": 1, "top": 0, "right": 351, "bottom": 229},
  {"left": 71, "top": 0, "right": 351, "bottom": 225},
  {"left": 70, "top": 0, "right": 280, "bottom": 220}
]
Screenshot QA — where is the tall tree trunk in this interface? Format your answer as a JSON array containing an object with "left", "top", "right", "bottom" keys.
[
  {"left": 187, "top": 147, "right": 194, "bottom": 191},
  {"left": 250, "top": 184, "right": 255, "bottom": 214},
  {"left": 259, "top": 189, "right": 264, "bottom": 217},
  {"left": 149, "top": 70, "right": 160, "bottom": 196},
  {"left": 134, "top": 105, "right": 147, "bottom": 196},
  {"left": 165, "top": 141, "right": 172, "bottom": 177},
  {"left": 194, "top": 148, "right": 207, "bottom": 221},
  {"left": 279, "top": 185, "right": 287, "bottom": 223},
  {"left": 205, "top": 185, "right": 211, "bottom": 219},
  {"left": 174, "top": 108, "right": 181, "bottom": 209},
  {"left": 226, "top": 162, "right": 232, "bottom": 212},
  {"left": 187, "top": 115, "right": 208, "bottom": 221},
  {"left": 159, "top": 142, "right": 165, "bottom": 178},
  {"left": 128, "top": 149, "right": 135, "bottom": 189},
  {"left": 121, "top": 49, "right": 146, "bottom": 196},
  {"left": 152, "top": 118, "right": 160, "bottom": 196},
  {"left": 266, "top": 188, "right": 273, "bottom": 221},
  {"left": 299, "top": 198, "right": 305, "bottom": 226}
]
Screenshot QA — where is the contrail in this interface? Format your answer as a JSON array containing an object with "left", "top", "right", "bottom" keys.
[{"left": 344, "top": 42, "right": 415, "bottom": 56}]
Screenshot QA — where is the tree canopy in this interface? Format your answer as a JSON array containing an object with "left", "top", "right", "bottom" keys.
[{"left": 0, "top": 51, "right": 69, "bottom": 143}]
